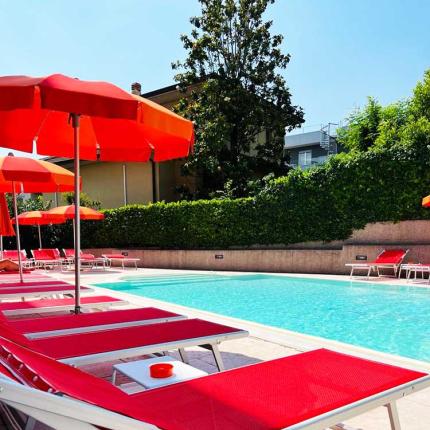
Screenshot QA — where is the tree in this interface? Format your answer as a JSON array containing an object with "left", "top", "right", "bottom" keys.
[
  {"left": 337, "top": 70, "right": 430, "bottom": 153},
  {"left": 61, "top": 192, "right": 101, "bottom": 209},
  {"left": 6, "top": 194, "right": 52, "bottom": 216},
  {"left": 173, "top": 0, "right": 304, "bottom": 198},
  {"left": 337, "top": 97, "right": 383, "bottom": 152}
]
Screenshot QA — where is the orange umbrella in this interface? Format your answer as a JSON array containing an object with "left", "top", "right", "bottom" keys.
[
  {"left": 0, "top": 193, "right": 15, "bottom": 259},
  {"left": 46, "top": 205, "right": 104, "bottom": 220},
  {"left": 0, "top": 73, "right": 194, "bottom": 313},
  {"left": 422, "top": 196, "right": 430, "bottom": 207},
  {"left": 46, "top": 205, "right": 104, "bottom": 251},
  {"left": 12, "top": 211, "right": 65, "bottom": 248},
  {"left": 0, "top": 74, "right": 194, "bottom": 162},
  {"left": 0, "top": 155, "right": 76, "bottom": 282},
  {"left": 0, "top": 194, "right": 14, "bottom": 237}
]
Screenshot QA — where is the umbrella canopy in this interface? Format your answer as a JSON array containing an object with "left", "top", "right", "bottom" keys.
[
  {"left": 0, "top": 156, "right": 76, "bottom": 193},
  {"left": 12, "top": 210, "right": 65, "bottom": 249},
  {"left": 46, "top": 205, "right": 104, "bottom": 220},
  {"left": 0, "top": 193, "right": 15, "bottom": 237},
  {"left": 0, "top": 73, "right": 194, "bottom": 313},
  {"left": 12, "top": 210, "right": 65, "bottom": 226},
  {"left": 0, "top": 155, "right": 76, "bottom": 282},
  {"left": 0, "top": 74, "right": 194, "bottom": 161},
  {"left": 0, "top": 193, "right": 14, "bottom": 260},
  {"left": 422, "top": 196, "right": 430, "bottom": 207}
]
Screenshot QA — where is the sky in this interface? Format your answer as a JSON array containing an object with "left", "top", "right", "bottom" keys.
[{"left": 0, "top": 0, "right": 429, "bottom": 136}]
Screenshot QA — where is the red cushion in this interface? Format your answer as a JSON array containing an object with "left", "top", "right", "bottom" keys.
[
  {"left": 80, "top": 253, "right": 95, "bottom": 260},
  {"left": 373, "top": 249, "right": 406, "bottom": 264},
  {"left": 28, "top": 319, "right": 244, "bottom": 359},
  {"left": 0, "top": 285, "right": 90, "bottom": 296},
  {"left": 0, "top": 339, "right": 425, "bottom": 430},
  {"left": 10, "top": 307, "right": 182, "bottom": 333},
  {"left": 0, "top": 295, "right": 121, "bottom": 312},
  {"left": 0, "top": 281, "right": 68, "bottom": 289},
  {"left": 126, "top": 349, "right": 427, "bottom": 429}
]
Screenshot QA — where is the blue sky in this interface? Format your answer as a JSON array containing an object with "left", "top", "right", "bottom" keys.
[{"left": 0, "top": 0, "right": 429, "bottom": 132}]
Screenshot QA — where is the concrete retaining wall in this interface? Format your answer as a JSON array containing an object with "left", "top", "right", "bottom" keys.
[{"left": 85, "top": 220, "right": 430, "bottom": 275}]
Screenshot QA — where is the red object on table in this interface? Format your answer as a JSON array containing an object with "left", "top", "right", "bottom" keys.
[{"left": 150, "top": 363, "right": 174, "bottom": 379}]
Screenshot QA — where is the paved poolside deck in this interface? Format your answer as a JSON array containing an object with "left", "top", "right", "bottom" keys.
[{"left": 16, "top": 268, "right": 430, "bottom": 429}]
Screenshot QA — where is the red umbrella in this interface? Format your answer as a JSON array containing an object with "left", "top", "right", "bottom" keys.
[
  {"left": 0, "top": 73, "right": 194, "bottom": 312},
  {"left": 0, "top": 155, "right": 75, "bottom": 281},
  {"left": 12, "top": 211, "right": 65, "bottom": 248},
  {"left": 47, "top": 205, "right": 104, "bottom": 220},
  {"left": 0, "top": 193, "right": 15, "bottom": 259},
  {"left": 46, "top": 205, "right": 104, "bottom": 249}
]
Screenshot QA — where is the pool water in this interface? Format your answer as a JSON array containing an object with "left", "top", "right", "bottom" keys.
[{"left": 98, "top": 274, "right": 430, "bottom": 362}]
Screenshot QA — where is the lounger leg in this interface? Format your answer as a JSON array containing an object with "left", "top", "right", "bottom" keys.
[
  {"left": 178, "top": 348, "right": 189, "bottom": 364},
  {"left": 386, "top": 402, "right": 401, "bottom": 430},
  {"left": 25, "top": 416, "right": 37, "bottom": 430},
  {"left": 208, "top": 344, "right": 225, "bottom": 371}
]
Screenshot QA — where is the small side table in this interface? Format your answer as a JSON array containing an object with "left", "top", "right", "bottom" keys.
[{"left": 112, "top": 356, "right": 208, "bottom": 389}]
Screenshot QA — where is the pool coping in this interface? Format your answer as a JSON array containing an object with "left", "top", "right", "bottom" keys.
[{"left": 86, "top": 270, "right": 430, "bottom": 373}]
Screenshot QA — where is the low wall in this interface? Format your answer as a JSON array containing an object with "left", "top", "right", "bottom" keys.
[{"left": 85, "top": 220, "right": 430, "bottom": 275}]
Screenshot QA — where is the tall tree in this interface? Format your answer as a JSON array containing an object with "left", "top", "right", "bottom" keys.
[{"left": 173, "top": 0, "right": 304, "bottom": 198}]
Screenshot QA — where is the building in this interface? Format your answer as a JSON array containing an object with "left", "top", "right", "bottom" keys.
[
  {"left": 284, "top": 123, "right": 344, "bottom": 169},
  {"left": 44, "top": 82, "right": 196, "bottom": 209}
]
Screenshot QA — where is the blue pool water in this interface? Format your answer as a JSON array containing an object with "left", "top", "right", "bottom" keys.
[{"left": 99, "top": 274, "right": 430, "bottom": 362}]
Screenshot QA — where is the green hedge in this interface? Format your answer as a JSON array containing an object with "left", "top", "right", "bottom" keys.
[{"left": 34, "top": 144, "right": 430, "bottom": 250}]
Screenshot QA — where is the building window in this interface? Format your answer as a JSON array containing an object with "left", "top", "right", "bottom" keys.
[{"left": 298, "top": 150, "right": 312, "bottom": 167}]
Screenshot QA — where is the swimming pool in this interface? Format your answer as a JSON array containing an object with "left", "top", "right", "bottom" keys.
[{"left": 99, "top": 274, "right": 430, "bottom": 362}]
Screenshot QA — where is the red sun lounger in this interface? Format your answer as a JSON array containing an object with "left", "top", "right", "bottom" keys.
[
  {"left": 31, "top": 249, "right": 64, "bottom": 269},
  {"left": 0, "top": 318, "right": 248, "bottom": 369},
  {"left": 0, "top": 339, "right": 427, "bottom": 430},
  {"left": 102, "top": 253, "right": 140, "bottom": 269},
  {"left": 0, "top": 295, "right": 128, "bottom": 316},
  {"left": 0, "top": 280, "right": 70, "bottom": 288},
  {"left": 1, "top": 250, "right": 34, "bottom": 269},
  {"left": 345, "top": 248, "right": 409, "bottom": 279},
  {"left": 5, "top": 307, "right": 186, "bottom": 338},
  {"left": 0, "top": 284, "right": 93, "bottom": 300}
]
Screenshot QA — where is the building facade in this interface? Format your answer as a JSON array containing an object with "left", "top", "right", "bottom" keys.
[{"left": 284, "top": 123, "right": 344, "bottom": 169}]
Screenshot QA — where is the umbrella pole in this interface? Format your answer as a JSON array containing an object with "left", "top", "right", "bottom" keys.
[
  {"left": 0, "top": 235, "right": 3, "bottom": 260},
  {"left": 72, "top": 218, "right": 75, "bottom": 249},
  {"left": 72, "top": 113, "right": 81, "bottom": 314},
  {"left": 11, "top": 183, "right": 23, "bottom": 283},
  {"left": 38, "top": 224, "right": 42, "bottom": 248}
]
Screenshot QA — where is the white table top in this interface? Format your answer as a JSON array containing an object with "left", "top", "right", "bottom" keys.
[{"left": 113, "top": 356, "right": 208, "bottom": 389}]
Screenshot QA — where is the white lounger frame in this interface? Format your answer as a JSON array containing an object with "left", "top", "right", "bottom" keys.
[
  {"left": 25, "top": 314, "right": 187, "bottom": 338},
  {"left": 103, "top": 256, "right": 140, "bottom": 270},
  {"left": 346, "top": 249, "right": 409, "bottom": 280},
  {"left": 59, "top": 329, "right": 248, "bottom": 370},
  {"left": 0, "top": 372, "right": 428, "bottom": 430},
  {"left": 1, "top": 298, "right": 128, "bottom": 316}
]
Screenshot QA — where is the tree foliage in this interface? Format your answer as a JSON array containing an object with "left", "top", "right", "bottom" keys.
[
  {"left": 6, "top": 194, "right": 52, "bottom": 216},
  {"left": 61, "top": 192, "right": 101, "bottom": 209},
  {"left": 338, "top": 69, "right": 430, "bottom": 153},
  {"left": 173, "top": 0, "right": 304, "bottom": 198}
]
